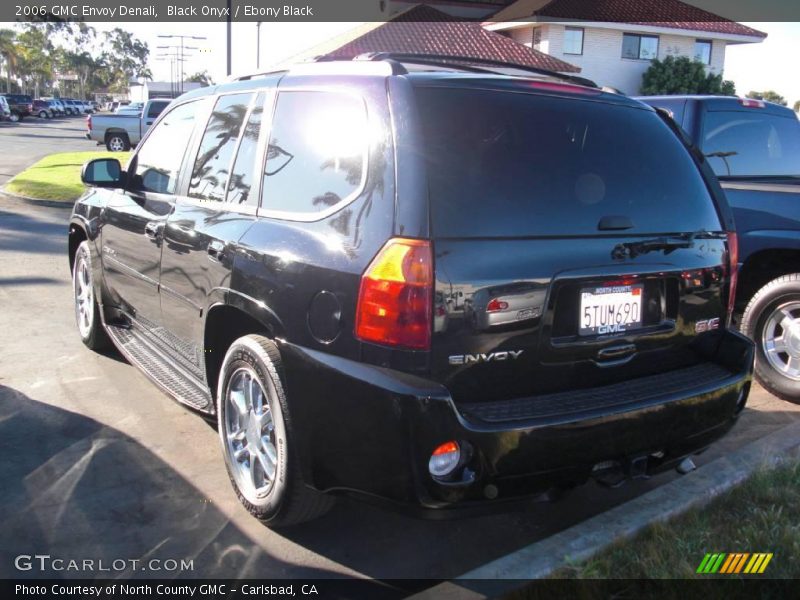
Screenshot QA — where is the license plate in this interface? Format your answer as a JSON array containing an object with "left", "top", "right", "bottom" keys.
[{"left": 580, "top": 285, "right": 643, "bottom": 335}]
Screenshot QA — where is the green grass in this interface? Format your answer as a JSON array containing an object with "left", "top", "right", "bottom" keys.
[
  {"left": 549, "top": 460, "right": 800, "bottom": 580},
  {"left": 4, "top": 151, "right": 130, "bottom": 202}
]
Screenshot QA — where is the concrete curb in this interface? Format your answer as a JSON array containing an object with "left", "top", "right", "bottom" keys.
[
  {"left": 411, "top": 420, "right": 800, "bottom": 599},
  {"left": 0, "top": 189, "right": 74, "bottom": 209}
]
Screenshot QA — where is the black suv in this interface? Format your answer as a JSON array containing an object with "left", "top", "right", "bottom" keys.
[
  {"left": 69, "top": 55, "right": 754, "bottom": 526},
  {"left": 4, "top": 93, "right": 33, "bottom": 122}
]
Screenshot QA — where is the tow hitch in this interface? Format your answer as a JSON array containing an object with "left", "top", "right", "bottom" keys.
[{"left": 592, "top": 455, "right": 651, "bottom": 488}]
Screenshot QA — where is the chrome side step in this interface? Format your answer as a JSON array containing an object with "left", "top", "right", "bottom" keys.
[{"left": 105, "top": 323, "right": 213, "bottom": 412}]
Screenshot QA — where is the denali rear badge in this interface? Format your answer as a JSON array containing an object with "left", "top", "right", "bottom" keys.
[
  {"left": 449, "top": 350, "right": 524, "bottom": 365},
  {"left": 695, "top": 318, "right": 721, "bottom": 333}
]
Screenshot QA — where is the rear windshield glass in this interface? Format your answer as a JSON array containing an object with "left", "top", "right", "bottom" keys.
[
  {"left": 414, "top": 87, "right": 722, "bottom": 237},
  {"left": 701, "top": 110, "right": 800, "bottom": 177}
]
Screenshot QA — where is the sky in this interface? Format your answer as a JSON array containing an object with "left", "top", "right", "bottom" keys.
[
  {"left": 3, "top": 19, "right": 799, "bottom": 105},
  {"left": 724, "top": 23, "right": 800, "bottom": 105}
]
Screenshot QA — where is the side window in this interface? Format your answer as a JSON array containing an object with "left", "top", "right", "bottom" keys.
[
  {"left": 702, "top": 111, "right": 800, "bottom": 177},
  {"left": 262, "top": 91, "right": 367, "bottom": 216},
  {"left": 226, "top": 92, "right": 265, "bottom": 207},
  {"left": 189, "top": 93, "right": 253, "bottom": 202},
  {"left": 133, "top": 100, "right": 198, "bottom": 194},
  {"left": 147, "top": 101, "right": 169, "bottom": 119}
]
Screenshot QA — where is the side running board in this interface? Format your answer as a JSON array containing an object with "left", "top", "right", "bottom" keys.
[{"left": 105, "top": 324, "right": 213, "bottom": 412}]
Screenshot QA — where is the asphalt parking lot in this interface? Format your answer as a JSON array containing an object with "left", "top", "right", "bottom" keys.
[
  {"left": 1, "top": 120, "right": 799, "bottom": 585},
  {"left": 0, "top": 114, "right": 91, "bottom": 187}
]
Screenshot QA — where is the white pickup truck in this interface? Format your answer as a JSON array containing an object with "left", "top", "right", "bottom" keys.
[{"left": 85, "top": 99, "right": 171, "bottom": 151}]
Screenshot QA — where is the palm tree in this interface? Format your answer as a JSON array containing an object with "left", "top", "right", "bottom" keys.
[{"left": 0, "top": 29, "right": 19, "bottom": 93}]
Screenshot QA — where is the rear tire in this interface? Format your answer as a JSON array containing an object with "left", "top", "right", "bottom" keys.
[
  {"left": 72, "top": 241, "right": 110, "bottom": 351},
  {"left": 106, "top": 133, "right": 130, "bottom": 152},
  {"left": 217, "top": 335, "right": 334, "bottom": 526},
  {"left": 741, "top": 273, "right": 800, "bottom": 403}
]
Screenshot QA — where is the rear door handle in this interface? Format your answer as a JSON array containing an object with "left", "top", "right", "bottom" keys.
[
  {"left": 207, "top": 240, "right": 225, "bottom": 261},
  {"left": 144, "top": 221, "right": 162, "bottom": 240}
]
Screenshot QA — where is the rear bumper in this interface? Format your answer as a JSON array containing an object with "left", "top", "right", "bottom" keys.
[{"left": 280, "top": 329, "right": 754, "bottom": 513}]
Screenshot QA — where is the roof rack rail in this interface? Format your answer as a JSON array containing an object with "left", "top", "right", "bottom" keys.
[
  {"left": 232, "top": 68, "right": 287, "bottom": 82},
  {"left": 349, "top": 52, "right": 598, "bottom": 88}
]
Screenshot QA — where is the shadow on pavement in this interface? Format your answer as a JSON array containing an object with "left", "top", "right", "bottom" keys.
[
  {"left": 0, "top": 385, "right": 348, "bottom": 581},
  {"left": 0, "top": 207, "right": 69, "bottom": 255}
]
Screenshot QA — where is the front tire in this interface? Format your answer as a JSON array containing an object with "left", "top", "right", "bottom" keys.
[
  {"left": 217, "top": 335, "right": 334, "bottom": 526},
  {"left": 72, "top": 241, "right": 109, "bottom": 351},
  {"left": 741, "top": 274, "right": 800, "bottom": 403},
  {"left": 9, "top": 112, "right": 20, "bottom": 123}
]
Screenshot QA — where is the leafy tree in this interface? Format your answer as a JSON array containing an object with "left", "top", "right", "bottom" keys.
[
  {"left": 16, "top": 27, "right": 53, "bottom": 97},
  {"left": 100, "top": 28, "right": 151, "bottom": 93},
  {"left": 641, "top": 55, "right": 736, "bottom": 96},
  {"left": 0, "top": 29, "right": 19, "bottom": 93},
  {"left": 746, "top": 90, "right": 788, "bottom": 106},
  {"left": 187, "top": 70, "right": 214, "bottom": 86}
]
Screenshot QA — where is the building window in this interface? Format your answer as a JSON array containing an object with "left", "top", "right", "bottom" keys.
[
  {"left": 622, "top": 33, "right": 659, "bottom": 60},
  {"left": 695, "top": 39, "right": 712, "bottom": 64},
  {"left": 563, "top": 27, "right": 584, "bottom": 55},
  {"left": 532, "top": 28, "right": 542, "bottom": 51}
]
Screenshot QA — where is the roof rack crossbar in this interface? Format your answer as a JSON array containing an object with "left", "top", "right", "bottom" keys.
[{"left": 350, "top": 52, "right": 598, "bottom": 88}]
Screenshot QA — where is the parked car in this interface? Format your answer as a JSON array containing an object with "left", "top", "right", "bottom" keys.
[
  {"left": 43, "top": 98, "right": 65, "bottom": 116},
  {"left": 0, "top": 96, "right": 10, "bottom": 121},
  {"left": 66, "top": 99, "right": 83, "bottom": 115},
  {"left": 69, "top": 56, "right": 753, "bottom": 526},
  {"left": 4, "top": 94, "right": 33, "bottom": 121},
  {"left": 639, "top": 95, "right": 800, "bottom": 402},
  {"left": 86, "top": 99, "right": 170, "bottom": 151},
  {"left": 32, "top": 99, "right": 54, "bottom": 119},
  {"left": 114, "top": 101, "right": 144, "bottom": 114}
]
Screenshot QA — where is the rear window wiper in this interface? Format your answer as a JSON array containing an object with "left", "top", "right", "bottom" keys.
[{"left": 612, "top": 231, "right": 707, "bottom": 260}]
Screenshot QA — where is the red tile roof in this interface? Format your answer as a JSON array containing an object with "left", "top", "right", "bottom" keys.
[
  {"left": 491, "top": 0, "right": 766, "bottom": 38},
  {"left": 294, "top": 5, "right": 581, "bottom": 73}
]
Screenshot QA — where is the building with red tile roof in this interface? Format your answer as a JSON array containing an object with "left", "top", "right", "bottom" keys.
[
  {"left": 483, "top": 0, "right": 766, "bottom": 93},
  {"left": 281, "top": 4, "right": 581, "bottom": 73}
]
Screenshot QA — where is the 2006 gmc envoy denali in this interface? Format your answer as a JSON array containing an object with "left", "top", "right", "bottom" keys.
[{"left": 68, "top": 54, "right": 754, "bottom": 526}]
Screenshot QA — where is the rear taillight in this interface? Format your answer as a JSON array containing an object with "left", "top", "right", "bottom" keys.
[
  {"left": 525, "top": 81, "right": 602, "bottom": 96},
  {"left": 86, "top": 115, "right": 92, "bottom": 131},
  {"left": 486, "top": 298, "right": 509, "bottom": 312},
  {"left": 355, "top": 238, "right": 433, "bottom": 350},
  {"left": 725, "top": 232, "right": 739, "bottom": 325},
  {"left": 739, "top": 98, "right": 765, "bottom": 108}
]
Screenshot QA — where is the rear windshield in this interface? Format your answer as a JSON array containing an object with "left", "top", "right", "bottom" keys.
[
  {"left": 701, "top": 110, "right": 800, "bottom": 177},
  {"left": 414, "top": 87, "right": 722, "bottom": 237}
]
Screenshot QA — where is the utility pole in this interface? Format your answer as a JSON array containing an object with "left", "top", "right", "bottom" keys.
[
  {"left": 256, "top": 21, "right": 262, "bottom": 69},
  {"left": 226, "top": 0, "right": 232, "bottom": 76},
  {"left": 158, "top": 34, "right": 206, "bottom": 95}
]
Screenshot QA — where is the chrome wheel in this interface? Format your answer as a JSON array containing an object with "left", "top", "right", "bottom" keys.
[
  {"left": 223, "top": 367, "right": 279, "bottom": 501},
  {"left": 73, "top": 254, "right": 94, "bottom": 339},
  {"left": 762, "top": 301, "right": 800, "bottom": 381},
  {"left": 107, "top": 136, "right": 125, "bottom": 152}
]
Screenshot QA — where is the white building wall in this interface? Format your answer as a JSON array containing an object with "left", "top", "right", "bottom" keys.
[{"left": 510, "top": 24, "right": 729, "bottom": 94}]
